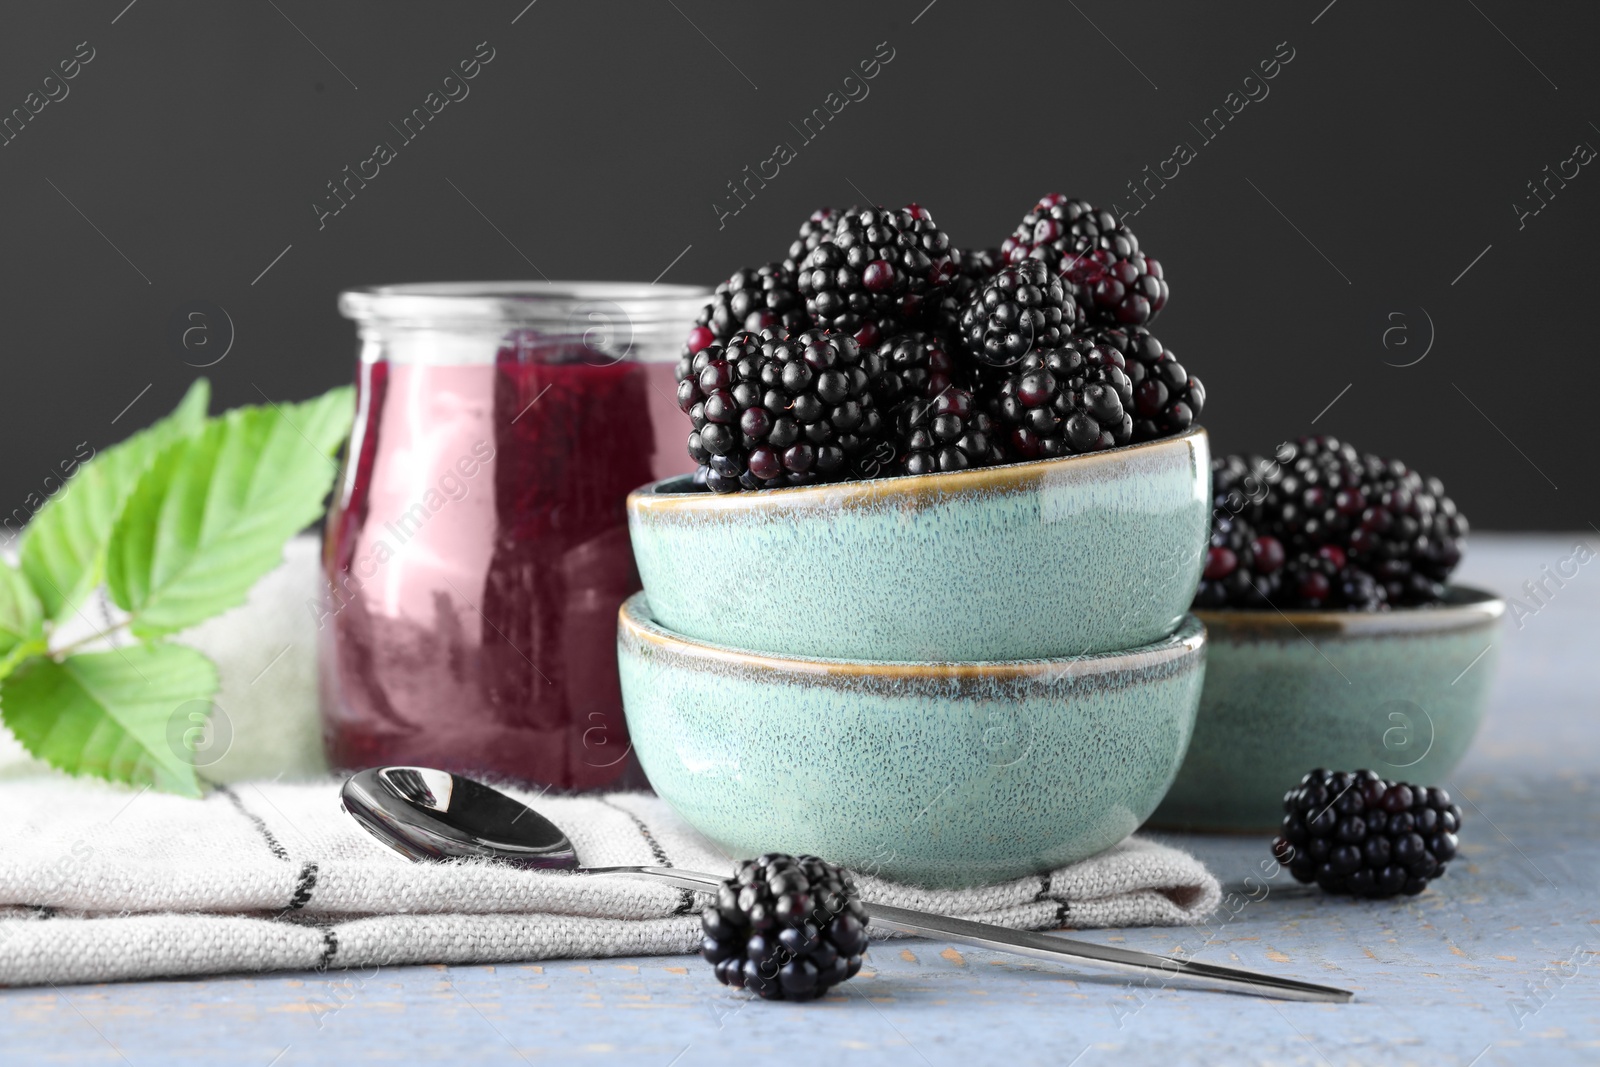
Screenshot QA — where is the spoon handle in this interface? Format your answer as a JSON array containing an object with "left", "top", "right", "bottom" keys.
[
  {"left": 860, "top": 901, "right": 1351, "bottom": 1003},
  {"left": 579, "top": 866, "right": 1352, "bottom": 1004}
]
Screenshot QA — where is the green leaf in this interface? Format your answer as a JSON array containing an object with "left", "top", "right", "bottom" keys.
[
  {"left": 0, "top": 563, "right": 44, "bottom": 659},
  {"left": 0, "top": 644, "right": 219, "bottom": 797},
  {"left": 105, "top": 385, "right": 353, "bottom": 639},
  {"left": 18, "top": 380, "right": 210, "bottom": 622},
  {"left": 277, "top": 385, "right": 356, "bottom": 457},
  {"left": 0, "top": 563, "right": 47, "bottom": 685}
]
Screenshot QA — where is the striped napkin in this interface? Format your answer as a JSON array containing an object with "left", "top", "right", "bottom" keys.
[{"left": 0, "top": 773, "right": 1220, "bottom": 987}]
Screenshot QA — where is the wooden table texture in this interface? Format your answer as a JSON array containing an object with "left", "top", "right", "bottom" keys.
[{"left": 1, "top": 534, "right": 1595, "bottom": 1066}]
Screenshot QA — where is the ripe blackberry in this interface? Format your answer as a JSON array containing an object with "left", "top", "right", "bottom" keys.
[
  {"left": 796, "top": 205, "right": 955, "bottom": 342},
  {"left": 1193, "top": 510, "right": 1285, "bottom": 609},
  {"left": 891, "top": 386, "right": 1004, "bottom": 476},
  {"left": 1000, "top": 193, "right": 1168, "bottom": 326},
  {"left": 932, "top": 246, "right": 1001, "bottom": 332},
  {"left": 1089, "top": 325, "right": 1204, "bottom": 442},
  {"left": 677, "top": 330, "right": 887, "bottom": 493},
  {"left": 871, "top": 330, "right": 961, "bottom": 408},
  {"left": 1273, "top": 770, "right": 1463, "bottom": 898},
  {"left": 782, "top": 207, "right": 844, "bottom": 274},
  {"left": 684, "top": 264, "right": 805, "bottom": 355},
  {"left": 699, "top": 853, "right": 869, "bottom": 1000},
  {"left": 1258, "top": 436, "right": 1467, "bottom": 607},
  {"left": 991, "top": 338, "right": 1133, "bottom": 458},
  {"left": 958, "top": 259, "right": 1077, "bottom": 369}
]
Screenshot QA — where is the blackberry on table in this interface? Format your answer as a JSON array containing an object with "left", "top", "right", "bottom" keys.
[
  {"left": 685, "top": 264, "right": 805, "bottom": 355},
  {"left": 677, "top": 330, "right": 887, "bottom": 493},
  {"left": 1090, "top": 325, "right": 1203, "bottom": 442},
  {"left": 1000, "top": 193, "right": 1168, "bottom": 327},
  {"left": 1273, "top": 770, "right": 1462, "bottom": 898},
  {"left": 958, "top": 259, "right": 1077, "bottom": 369},
  {"left": 796, "top": 205, "right": 955, "bottom": 342},
  {"left": 991, "top": 338, "right": 1133, "bottom": 459},
  {"left": 700, "top": 853, "right": 869, "bottom": 1000}
]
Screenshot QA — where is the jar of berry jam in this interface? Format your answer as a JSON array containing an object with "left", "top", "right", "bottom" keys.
[{"left": 321, "top": 282, "right": 705, "bottom": 790}]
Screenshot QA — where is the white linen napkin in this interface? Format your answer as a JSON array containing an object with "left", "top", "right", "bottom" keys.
[{"left": 0, "top": 774, "right": 1220, "bottom": 987}]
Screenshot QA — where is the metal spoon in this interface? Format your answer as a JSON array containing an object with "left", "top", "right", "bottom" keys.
[{"left": 341, "top": 767, "right": 1353, "bottom": 1003}]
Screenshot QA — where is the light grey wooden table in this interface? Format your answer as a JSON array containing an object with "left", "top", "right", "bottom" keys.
[{"left": 2, "top": 534, "right": 1595, "bottom": 1066}]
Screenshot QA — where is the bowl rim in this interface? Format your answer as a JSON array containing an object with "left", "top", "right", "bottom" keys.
[
  {"left": 619, "top": 592, "right": 1207, "bottom": 679},
  {"left": 1195, "top": 584, "right": 1505, "bottom": 636},
  {"left": 628, "top": 425, "right": 1208, "bottom": 514}
]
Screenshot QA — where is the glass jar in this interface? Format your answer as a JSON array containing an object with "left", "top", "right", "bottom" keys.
[{"left": 320, "top": 282, "right": 706, "bottom": 791}]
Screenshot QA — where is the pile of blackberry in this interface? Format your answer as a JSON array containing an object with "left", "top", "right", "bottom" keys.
[
  {"left": 1273, "top": 770, "right": 1462, "bottom": 898},
  {"left": 682, "top": 194, "right": 1200, "bottom": 492},
  {"left": 1196, "top": 436, "right": 1467, "bottom": 610},
  {"left": 700, "top": 853, "right": 869, "bottom": 1000}
]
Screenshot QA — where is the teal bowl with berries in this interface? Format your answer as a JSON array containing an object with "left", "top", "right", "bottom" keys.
[
  {"left": 626, "top": 427, "right": 1211, "bottom": 663},
  {"left": 617, "top": 592, "right": 1208, "bottom": 889},
  {"left": 1149, "top": 587, "right": 1505, "bottom": 832}
]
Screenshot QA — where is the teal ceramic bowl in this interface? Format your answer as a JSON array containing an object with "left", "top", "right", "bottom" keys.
[
  {"left": 1150, "top": 586, "right": 1504, "bottom": 832},
  {"left": 618, "top": 593, "right": 1207, "bottom": 888},
  {"left": 627, "top": 428, "right": 1210, "bottom": 662}
]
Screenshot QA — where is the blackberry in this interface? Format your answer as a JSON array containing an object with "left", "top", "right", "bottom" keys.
[
  {"left": 1000, "top": 193, "right": 1168, "bottom": 326},
  {"left": 871, "top": 330, "right": 962, "bottom": 408},
  {"left": 700, "top": 853, "right": 869, "bottom": 1000},
  {"left": 958, "top": 259, "right": 1077, "bottom": 369},
  {"left": 1196, "top": 454, "right": 1288, "bottom": 608},
  {"left": 796, "top": 205, "right": 955, "bottom": 342},
  {"left": 1196, "top": 438, "right": 1468, "bottom": 610},
  {"left": 782, "top": 207, "right": 844, "bottom": 274},
  {"left": 1193, "top": 510, "right": 1285, "bottom": 609},
  {"left": 1090, "top": 325, "right": 1204, "bottom": 442},
  {"left": 932, "top": 246, "right": 1001, "bottom": 332},
  {"left": 677, "top": 330, "right": 887, "bottom": 493},
  {"left": 685, "top": 264, "right": 806, "bottom": 355},
  {"left": 1259, "top": 437, "right": 1467, "bottom": 607},
  {"left": 1273, "top": 770, "right": 1462, "bottom": 898},
  {"left": 891, "top": 386, "right": 1004, "bottom": 476},
  {"left": 991, "top": 338, "right": 1133, "bottom": 459}
]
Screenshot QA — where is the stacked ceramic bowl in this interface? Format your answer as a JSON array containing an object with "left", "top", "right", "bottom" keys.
[{"left": 619, "top": 428, "right": 1214, "bottom": 888}]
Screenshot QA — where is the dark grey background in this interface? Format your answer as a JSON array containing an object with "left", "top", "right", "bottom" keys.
[{"left": 1, "top": 0, "right": 1594, "bottom": 530}]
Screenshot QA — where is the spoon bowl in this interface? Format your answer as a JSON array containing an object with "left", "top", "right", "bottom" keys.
[{"left": 340, "top": 767, "right": 577, "bottom": 868}]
